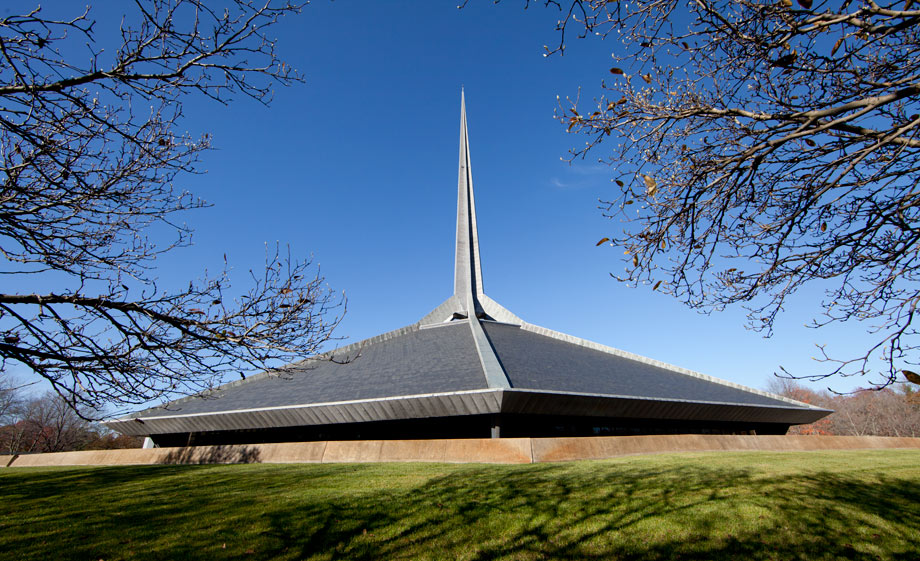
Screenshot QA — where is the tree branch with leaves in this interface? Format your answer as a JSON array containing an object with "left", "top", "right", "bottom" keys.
[{"left": 542, "top": 0, "right": 920, "bottom": 387}]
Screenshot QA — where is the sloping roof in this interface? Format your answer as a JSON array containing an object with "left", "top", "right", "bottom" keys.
[
  {"left": 105, "top": 92, "right": 832, "bottom": 438},
  {"left": 483, "top": 323, "right": 788, "bottom": 407},
  {"left": 106, "top": 319, "right": 828, "bottom": 436},
  {"left": 137, "top": 322, "right": 486, "bottom": 419}
]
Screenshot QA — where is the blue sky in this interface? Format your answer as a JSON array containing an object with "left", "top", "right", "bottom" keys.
[{"left": 7, "top": 1, "right": 886, "bottom": 401}]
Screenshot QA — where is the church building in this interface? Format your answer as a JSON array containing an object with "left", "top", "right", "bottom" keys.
[{"left": 106, "top": 94, "right": 831, "bottom": 446}]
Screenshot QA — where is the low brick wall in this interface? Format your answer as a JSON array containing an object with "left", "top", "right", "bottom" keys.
[{"left": 4, "top": 434, "right": 919, "bottom": 467}]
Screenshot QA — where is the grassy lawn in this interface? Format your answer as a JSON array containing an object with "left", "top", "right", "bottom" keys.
[{"left": 1, "top": 449, "right": 919, "bottom": 560}]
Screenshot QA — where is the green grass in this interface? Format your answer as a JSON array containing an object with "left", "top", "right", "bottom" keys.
[{"left": 2, "top": 450, "right": 919, "bottom": 560}]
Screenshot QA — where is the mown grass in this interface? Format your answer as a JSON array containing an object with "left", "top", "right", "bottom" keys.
[{"left": 1, "top": 449, "right": 919, "bottom": 560}]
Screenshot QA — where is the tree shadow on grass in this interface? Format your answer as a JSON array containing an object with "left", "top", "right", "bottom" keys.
[
  {"left": 259, "top": 464, "right": 920, "bottom": 561},
  {"left": 2, "top": 460, "right": 919, "bottom": 560}
]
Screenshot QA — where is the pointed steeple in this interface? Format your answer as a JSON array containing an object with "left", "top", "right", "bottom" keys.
[
  {"left": 418, "top": 91, "right": 521, "bottom": 327},
  {"left": 454, "top": 89, "right": 485, "bottom": 311}
]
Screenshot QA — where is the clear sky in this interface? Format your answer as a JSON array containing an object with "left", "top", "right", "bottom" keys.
[{"left": 7, "top": 0, "right": 887, "bottom": 405}]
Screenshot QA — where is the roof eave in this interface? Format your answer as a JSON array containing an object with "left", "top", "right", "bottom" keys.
[{"left": 104, "top": 388, "right": 828, "bottom": 436}]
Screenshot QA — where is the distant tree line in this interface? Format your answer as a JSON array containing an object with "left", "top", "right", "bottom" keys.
[
  {"left": 769, "top": 379, "right": 920, "bottom": 437},
  {"left": 0, "top": 380, "right": 141, "bottom": 454}
]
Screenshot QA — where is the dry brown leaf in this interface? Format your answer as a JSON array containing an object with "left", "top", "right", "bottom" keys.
[{"left": 643, "top": 174, "right": 658, "bottom": 197}]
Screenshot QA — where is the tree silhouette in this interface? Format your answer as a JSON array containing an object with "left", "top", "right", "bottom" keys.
[{"left": 0, "top": 1, "right": 343, "bottom": 414}]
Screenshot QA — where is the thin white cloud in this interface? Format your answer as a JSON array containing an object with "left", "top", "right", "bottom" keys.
[
  {"left": 568, "top": 163, "right": 609, "bottom": 176},
  {"left": 550, "top": 163, "right": 610, "bottom": 189},
  {"left": 550, "top": 177, "right": 578, "bottom": 189}
]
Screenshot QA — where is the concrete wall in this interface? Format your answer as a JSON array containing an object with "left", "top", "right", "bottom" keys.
[
  {"left": 4, "top": 434, "right": 919, "bottom": 468},
  {"left": 529, "top": 434, "right": 920, "bottom": 462}
]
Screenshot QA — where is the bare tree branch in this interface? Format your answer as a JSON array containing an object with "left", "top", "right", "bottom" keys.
[{"left": 0, "top": 1, "right": 345, "bottom": 416}]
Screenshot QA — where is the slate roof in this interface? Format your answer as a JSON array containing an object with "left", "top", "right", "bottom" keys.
[
  {"left": 482, "top": 323, "right": 790, "bottom": 408},
  {"left": 138, "top": 322, "right": 486, "bottom": 419}
]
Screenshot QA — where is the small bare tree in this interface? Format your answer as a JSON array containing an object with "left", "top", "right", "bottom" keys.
[
  {"left": 536, "top": 0, "right": 920, "bottom": 386},
  {"left": 0, "top": 377, "right": 23, "bottom": 425},
  {"left": 1, "top": 1, "right": 343, "bottom": 415}
]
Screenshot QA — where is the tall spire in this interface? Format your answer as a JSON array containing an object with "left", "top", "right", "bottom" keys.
[
  {"left": 454, "top": 89, "right": 484, "bottom": 308},
  {"left": 417, "top": 91, "right": 521, "bottom": 327}
]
